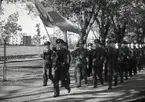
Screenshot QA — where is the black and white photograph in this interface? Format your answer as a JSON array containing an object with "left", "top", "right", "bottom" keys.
[{"left": 0, "top": 0, "right": 145, "bottom": 102}]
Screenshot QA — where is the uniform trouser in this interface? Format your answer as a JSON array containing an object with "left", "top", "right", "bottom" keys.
[
  {"left": 104, "top": 62, "right": 108, "bottom": 82},
  {"left": 66, "top": 64, "right": 70, "bottom": 84},
  {"left": 118, "top": 62, "right": 128, "bottom": 82},
  {"left": 131, "top": 59, "right": 137, "bottom": 76},
  {"left": 74, "top": 64, "right": 87, "bottom": 87},
  {"left": 61, "top": 64, "right": 70, "bottom": 86},
  {"left": 88, "top": 60, "right": 92, "bottom": 76},
  {"left": 137, "top": 59, "right": 142, "bottom": 72},
  {"left": 128, "top": 59, "right": 133, "bottom": 77},
  {"left": 92, "top": 65, "right": 104, "bottom": 87},
  {"left": 107, "top": 64, "right": 118, "bottom": 88},
  {"left": 53, "top": 63, "right": 70, "bottom": 96},
  {"left": 43, "top": 63, "right": 53, "bottom": 85}
]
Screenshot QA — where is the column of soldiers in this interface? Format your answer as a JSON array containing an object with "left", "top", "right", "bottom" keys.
[{"left": 42, "top": 38, "right": 145, "bottom": 97}]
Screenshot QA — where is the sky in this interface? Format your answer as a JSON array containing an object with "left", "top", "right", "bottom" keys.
[{"left": 0, "top": 1, "right": 96, "bottom": 43}]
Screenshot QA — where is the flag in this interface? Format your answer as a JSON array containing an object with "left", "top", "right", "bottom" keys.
[
  {"left": 35, "top": 0, "right": 53, "bottom": 27},
  {"left": 34, "top": 0, "right": 80, "bottom": 34}
]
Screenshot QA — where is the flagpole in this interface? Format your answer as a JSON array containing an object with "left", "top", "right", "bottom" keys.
[
  {"left": 42, "top": 22, "right": 54, "bottom": 46},
  {"left": 63, "top": 30, "right": 68, "bottom": 44}
]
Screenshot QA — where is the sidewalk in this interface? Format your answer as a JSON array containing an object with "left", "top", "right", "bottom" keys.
[{"left": 0, "top": 67, "right": 145, "bottom": 102}]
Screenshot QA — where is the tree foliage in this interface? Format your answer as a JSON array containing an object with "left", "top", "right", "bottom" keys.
[
  {"left": 3, "top": 0, "right": 145, "bottom": 46},
  {"left": 0, "top": 12, "right": 22, "bottom": 42}
]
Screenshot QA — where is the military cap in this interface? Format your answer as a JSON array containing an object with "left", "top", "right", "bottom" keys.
[
  {"left": 107, "top": 39, "right": 115, "bottom": 44},
  {"left": 63, "top": 42, "right": 68, "bottom": 46},
  {"left": 88, "top": 43, "right": 93, "bottom": 46},
  {"left": 78, "top": 41, "right": 84, "bottom": 45},
  {"left": 56, "top": 39, "right": 64, "bottom": 44},
  {"left": 122, "top": 41, "right": 127, "bottom": 44},
  {"left": 133, "top": 41, "right": 137, "bottom": 44},
  {"left": 94, "top": 39, "right": 100, "bottom": 44},
  {"left": 44, "top": 41, "right": 51, "bottom": 45},
  {"left": 76, "top": 41, "right": 83, "bottom": 47}
]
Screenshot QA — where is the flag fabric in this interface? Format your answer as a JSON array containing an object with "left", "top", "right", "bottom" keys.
[
  {"left": 34, "top": 0, "right": 80, "bottom": 34},
  {"left": 35, "top": 0, "right": 53, "bottom": 27}
]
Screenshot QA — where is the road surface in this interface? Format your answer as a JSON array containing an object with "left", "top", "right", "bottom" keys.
[{"left": 0, "top": 60, "right": 145, "bottom": 102}]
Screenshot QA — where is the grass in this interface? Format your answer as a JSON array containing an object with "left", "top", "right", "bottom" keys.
[{"left": 0, "top": 46, "right": 45, "bottom": 56}]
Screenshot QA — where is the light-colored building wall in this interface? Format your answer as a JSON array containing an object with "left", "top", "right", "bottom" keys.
[{"left": 9, "top": 34, "right": 23, "bottom": 45}]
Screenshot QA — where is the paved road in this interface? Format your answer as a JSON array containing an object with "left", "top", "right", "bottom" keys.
[{"left": 0, "top": 60, "right": 145, "bottom": 102}]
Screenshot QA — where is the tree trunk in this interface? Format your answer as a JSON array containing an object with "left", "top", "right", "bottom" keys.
[
  {"left": 0, "top": 0, "right": 2, "bottom": 9},
  {"left": 3, "top": 39, "right": 6, "bottom": 81},
  {"left": 78, "top": 14, "right": 97, "bottom": 45},
  {"left": 100, "top": 20, "right": 110, "bottom": 47}
]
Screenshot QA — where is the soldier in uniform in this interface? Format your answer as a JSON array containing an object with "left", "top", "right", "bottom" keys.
[
  {"left": 92, "top": 39, "right": 105, "bottom": 88},
  {"left": 132, "top": 43, "right": 138, "bottom": 76},
  {"left": 105, "top": 39, "right": 118, "bottom": 89},
  {"left": 137, "top": 45, "right": 142, "bottom": 72},
  {"left": 118, "top": 41, "right": 130, "bottom": 83},
  {"left": 71, "top": 41, "right": 88, "bottom": 87},
  {"left": 62, "top": 42, "right": 71, "bottom": 86},
  {"left": 87, "top": 43, "right": 93, "bottom": 77},
  {"left": 139, "top": 46, "right": 144, "bottom": 71},
  {"left": 53, "top": 39, "right": 71, "bottom": 97},
  {"left": 42, "top": 41, "right": 53, "bottom": 86}
]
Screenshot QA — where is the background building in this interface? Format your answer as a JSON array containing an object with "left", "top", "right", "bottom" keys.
[
  {"left": 8, "top": 34, "right": 23, "bottom": 45},
  {"left": 23, "top": 36, "right": 31, "bottom": 46}
]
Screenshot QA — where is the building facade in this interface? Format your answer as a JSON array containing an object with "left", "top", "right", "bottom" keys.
[
  {"left": 8, "top": 34, "right": 23, "bottom": 45},
  {"left": 23, "top": 36, "right": 31, "bottom": 46}
]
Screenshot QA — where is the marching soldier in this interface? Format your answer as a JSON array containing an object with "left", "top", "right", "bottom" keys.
[
  {"left": 132, "top": 44, "right": 138, "bottom": 76},
  {"left": 105, "top": 39, "right": 118, "bottom": 89},
  {"left": 42, "top": 41, "right": 53, "bottom": 86},
  {"left": 53, "top": 39, "right": 71, "bottom": 97},
  {"left": 92, "top": 39, "right": 105, "bottom": 88},
  {"left": 87, "top": 43, "right": 93, "bottom": 77},
  {"left": 118, "top": 41, "right": 130, "bottom": 83},
  {"left": 71, "top": 41, "right": 88, "bottom": 87},
  {"left": 137, "top": 45, "right": 142, "bottom": 72},
  {"left": 62, "top": 42, "right": 71, "bottom": 86},
  {"left": 139, "top": 46, "right": 144, "bottom": 71}
]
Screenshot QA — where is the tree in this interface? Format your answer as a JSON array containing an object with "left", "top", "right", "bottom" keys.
[
  {"left": 0, "top": 12, "right": 22, "bottom": 81},
  {"left": 0, "top": 0, "right": 3, "bottom": 9},
  {"left": 35, "top": 23, "right": 41, "bottom": 45},
  {"left": 109, "top": 0, "right": 132, "bottom": 45},
  {"left": 40, "top": 0, "right": 98, "bottom": 45},
  {"left": 130, "top": 0, "right": 145, "bottom": 44}
]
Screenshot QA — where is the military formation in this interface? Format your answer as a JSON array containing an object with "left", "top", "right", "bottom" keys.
[{"left": 42, "top": 38, "right": 145, "bottom": 97}]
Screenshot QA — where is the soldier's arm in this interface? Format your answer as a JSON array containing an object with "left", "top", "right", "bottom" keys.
[
  {"left": 92, "top": 50, "right": 97, "bottom": 64},
  {"left": 53, "top": 51, "right": 59, "bottom": 66},
  {"left": 50, "top": 50, "right": 54, "bottom": 61},
  {"left": 41, "top": 51, "right": 45, "bottom": 59},
  {"left": 71, "top": 48, "right": 78, "bottom": 57},
  {"left": 66, "top": 51, "right": 71, "bottom": 65},
  {"left": 85, "top": 49, "right": 90, "bottom": 66}
]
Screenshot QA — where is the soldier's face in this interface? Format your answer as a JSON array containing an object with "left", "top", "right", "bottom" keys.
[
  {"left": 107, "top": 43, "right": 112, "bottom": 47},
  {"left": 122, "top": 44, "right": 125, "bottom": 47},
  {"left": 95, "top": 43, "right": 99, "bottom": 47},
  {"left": 88, "top": 45, "right": 92, "bottom": 50},
  {"left": 46, "top": 45, "right": 50, "bottom": 49},
  {"left": 63, "top": 45, "right": 67, "bottom": 49},
  {"left": 57, "top": 43, "right": 62, "bottom": 49},
  {"left": 79, "top": 44, "right": 84, "bottom": 48}
]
